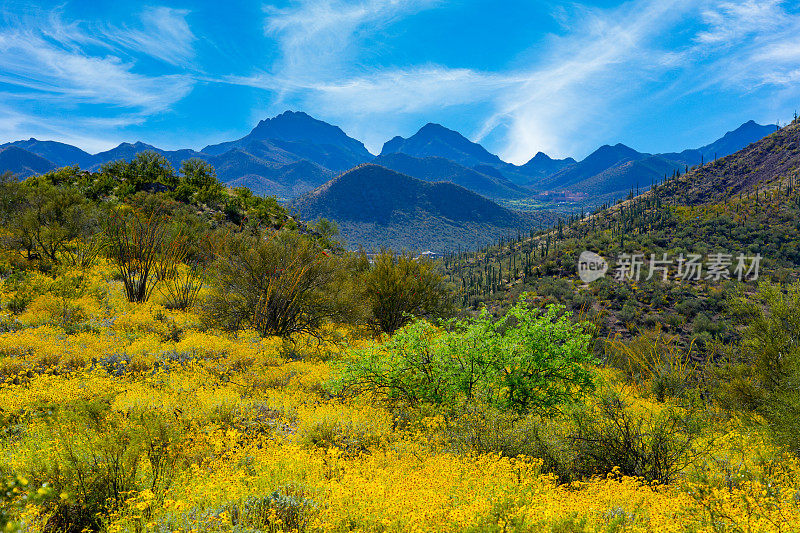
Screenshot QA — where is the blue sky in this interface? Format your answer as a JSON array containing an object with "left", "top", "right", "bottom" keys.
[{"left": 1, "top": 0, "right": 799, "bottom": 163}]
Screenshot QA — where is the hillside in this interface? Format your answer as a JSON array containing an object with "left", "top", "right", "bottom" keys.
[
  {"left": 516, "top": 152, "right": 577, "bottom": 185},
  {"left": 0, "top": 146, "right": 55, "bottom": 176},
  {"left": 535, "top": 143, "right": 652, "bottom": 191},
  {"left": 662, "top": 120, "right": 778, "bottom": 167},
  {"left": 0, "top": 138, "right": 94, "bottom": 168},
  {"left": 443, "top": 117, "right": 800, "bottom": 346},
  {"left": 0, "top": 116, "right": 779, "bottom": 214},
  {"left": 292, "top": 164, "right": 545, "bottom": 251},
  {"left": 521, "top": 123, "right": 776, "bottom": 207},
  {"left": 380, "top": 123, "right": 505, "bottom": 169}
]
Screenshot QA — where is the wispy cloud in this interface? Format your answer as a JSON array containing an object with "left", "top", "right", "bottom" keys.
[
  {"left": 226, "top": 0, "right": 800, "bottom": 162},
  {"left": 696, "top": 0, "right": 788, "bottom": 45},
  {"left": 263, "top": 0, "right": 439, "bottom": 79},
  {"left": 0, "top": 6, "right": 196, "bottom": 149},
  {"left": 101, "top": 7, "right": 197, "bottom": 66},
  {"left": 484, "top": 0, "right": 698, "bottom": 162},
  {"left": 0, "top": 28, "right": 192, "bottom": 110}
]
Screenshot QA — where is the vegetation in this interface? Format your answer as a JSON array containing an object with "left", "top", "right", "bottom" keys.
[
  {"left": 2, "top": 124, "right": 800, "bottom": 531},
  {"left": 203, "top": 231, "right": 362, "bottom": 338},
  {"left": 363, "top": 251, "right": 451, "bottom": 334},
  {"left": 335, "top": 299, "right": 596, "bottom": 414}
]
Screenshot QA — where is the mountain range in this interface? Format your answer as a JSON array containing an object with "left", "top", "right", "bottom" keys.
[
  {"left": 0, "top": 112, "right": 775, "bottom": 202},
  {"left": 0, "top": 111, "right": 778, "bottom": 250}
]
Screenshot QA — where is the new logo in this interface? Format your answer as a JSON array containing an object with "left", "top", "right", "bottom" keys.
[{"left": 578, "top": 251, "right": 608, "bottom": 283}]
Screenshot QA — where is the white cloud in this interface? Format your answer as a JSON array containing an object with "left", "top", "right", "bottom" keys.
[
  {"left": 263, "top": 0, "right": 439, "bottom": 79},
  {"left": 237, "top": 0, "right": 707, "bottom": 161},
  {"left": 249, "top": 0, "right": 800, "bottom": 162},
  {"left": 101, "top": 7, "right": 197, "bottom": 66},
  {"left": 0, "top": 6, "right": 196, "bottom": 149},
  {"left": 0, "top": 27, "right": 192, "bottom": 110},
  {"left": 696, "top": 0, "right": 788, "bottom": 45},
  {"left": 482, "top": 0, "right": 699, "bottom": 162}
]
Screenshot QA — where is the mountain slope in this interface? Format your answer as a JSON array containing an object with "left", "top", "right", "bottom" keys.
[
  {"left": 0, "top": 139, "right": 93, "bottom": 168},
  {"left": 443, "top": 119, "right": 800, "bottom": 345},
  {"left": 292, "top": 164, "right": 544, "bottom": 251},
  {"left": 538, "top": 143, "right": 648, "bottom": 191},
  {"left": 0, "top": 146, "right": 56, "bottom": 177},
  {"left": 373, "top": 153, "right": 530, "bottom": 200},
  {"left": 528, "top": 122, "right": 776, "bottom": 205},
  {"left": 663, "top": 120, "right": 777, "bottom": 167},
  {"left": 516, "top": 152, "right": 577, "bottom": 185},
  {"left": 569, "top": 155, "right": 681, "bottom": 200},
  {"left": 224, "top": 159, "right": 333, "bottom": 198},
  {"left": 659, "top": 122, "right": 797, "bottom": 205}
]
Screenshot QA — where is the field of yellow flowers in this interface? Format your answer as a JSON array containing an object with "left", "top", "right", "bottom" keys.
[{"left": 2, "top": 261, "right": 800, "bottom": 532}]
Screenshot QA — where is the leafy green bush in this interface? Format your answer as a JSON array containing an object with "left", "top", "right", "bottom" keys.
[{"left": 334, "top": 297, "right": 597, "bottom": 415}]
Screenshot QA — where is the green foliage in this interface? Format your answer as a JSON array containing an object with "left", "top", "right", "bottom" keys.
[
  {"left": 100, "top": 151, "right": 176, "bottom": 194},
  {"left": 2, "top": 179, "right": 102, "bottom": 266},
  {"left": 203, "top": 231, "right": 364, "bottom": 338},
  {"left": 176, "top": 159, "right": 224, "bottom": 205},
  {"left": 364, "top": 251, "right": 451, "bottom": 334},
  {"left": 334, "top": 298, "right": 597, "bottom": 415},
  {"left": 716, "top": 281, "right": 800, "bottom": 454},
  {"left": 230, "top": 490, "right": 315, "bottom": 532}
]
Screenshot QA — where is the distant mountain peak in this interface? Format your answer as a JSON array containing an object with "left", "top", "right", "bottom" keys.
[
  {"left": 247, "top": 110, "right": 364, "bottom": 147},
  {"left": 418, "top": 122, "right": 453, "bottom": 134},
  {"left": 201, "top": 110, "right": 373, "bottom": 165},
  {"left": 380, "top": 122, "right": 504, "bottom": 169}
]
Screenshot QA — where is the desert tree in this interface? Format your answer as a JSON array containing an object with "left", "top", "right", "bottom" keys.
[
  {"left": 364, "top": 250, "right": 451, "bottom": 335},
  {"left": 105, "top": 204, "right": 187, "bottom": 303},
  {"left": 203, "top": 231, "right": 363, "bottom": 338}
]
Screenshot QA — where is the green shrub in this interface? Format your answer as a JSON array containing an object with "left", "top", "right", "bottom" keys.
[
  {"left": 334, "top": 297, "right": 597, "bottom": 415},
  {"left": 364, "top": 250, "right": 451, "bottom": 335},
  {"left": 442, "top": 392, "right": 706, "bottom": 485},
  {"left": 716, "top": 281, "right": 800, "bottom": 454},
  {"left": 203, "top": 231, "right": 363, "bottom": 338}
]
